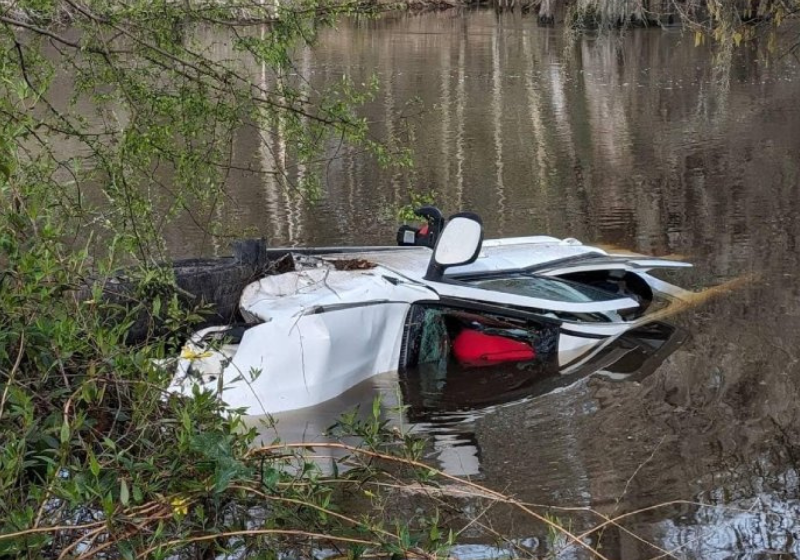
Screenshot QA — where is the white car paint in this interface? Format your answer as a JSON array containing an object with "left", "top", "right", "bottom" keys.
[
  {"left": 170, "top": 266, "right": 438, "bottom": 413},
  {"left": 168, "top": 235, "right": 694, "bottom": 414}
]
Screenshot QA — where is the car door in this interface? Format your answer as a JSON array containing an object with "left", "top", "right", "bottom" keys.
[{"left": 422, "top": 271, "right": 674, "bottom": 366}]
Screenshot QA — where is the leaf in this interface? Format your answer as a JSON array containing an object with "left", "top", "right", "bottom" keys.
[
  {"left": 89, "top": 452, "right": 100, "bottom": 477},
  {"left": 262, "top": 467, "right": 280, "bottom": 490},
  {"left": 214, "top": 463, "right": 240, "bottom": 494},
  {"left": 120, "top": 479, "right": 130, "bottom": 506},
  {"left": 372, "top": 396, "right": 381, "bottom": 420},
  {"left": 695, "top": 31, "right": 703, "bottom": 47},
  {"left": 181, "top": 347, "right": 213, "bottom": 360},
  {"left": 60, "top": 421, "right": 70, "bottom": 445},
  {"left": 733, "top": 32, "right": 743, "bottom": 47},
  {"left": 118, "top": 540, "right": 135, "bottom": 560}
]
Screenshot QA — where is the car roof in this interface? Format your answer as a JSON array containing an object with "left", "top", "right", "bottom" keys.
[{"left": 321, "top": 237, "right": 607, "bottom": 280}]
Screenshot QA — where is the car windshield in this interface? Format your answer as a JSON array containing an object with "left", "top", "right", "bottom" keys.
[{"left": 467, "top": 274, "right": 625, "bottom": 303}]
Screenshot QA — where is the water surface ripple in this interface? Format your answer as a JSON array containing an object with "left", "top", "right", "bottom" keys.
[{"left": 183, "top": 12, "right": 800, "bottom": 559}]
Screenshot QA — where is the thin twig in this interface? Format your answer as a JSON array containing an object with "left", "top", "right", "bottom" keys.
[
  {"left": 136, "top": 528, "right": 376, "bottom": 559},
  {"left": 0, "top": 332, "right": 25, "bottom": 420},
  {"left": 247, "top": 442, "right": 614, "bottom": 560}
]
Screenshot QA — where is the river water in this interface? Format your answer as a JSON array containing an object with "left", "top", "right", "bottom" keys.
[{"left": 168, "top": 11, "right": 800, "bottom": 559}]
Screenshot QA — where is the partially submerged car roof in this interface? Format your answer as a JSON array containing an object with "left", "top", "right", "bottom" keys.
[
  {"left": 320, "top": 237, "right": 608, "bottom": 280},
  {"left": 255, "top": 235, "right": 695, "bottom": 319}
]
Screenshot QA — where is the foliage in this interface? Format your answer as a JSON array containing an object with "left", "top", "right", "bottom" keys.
[
  {"left": 0, "top": 180, "right": 450, "bottom": 559},
  {"left": 0, "top": 1, "right": 418, "bottom": 558},
  {"left": 3, "top": 1, "right": 787, "bottom": 558},
  {"left": 396, "top": 190, "right": 437, "bottom": 223},
  {"left": 567, "top": 0, "right": 800, "bottom": 55},
  {"left": 0, "top": 0, "right": 411, "bottom": 262},
  {"left": 683, "top": 0, "right": 800, "bottom": 54},
  {"left": 566, "top": 0, "right": 651, "bottom": 29}
]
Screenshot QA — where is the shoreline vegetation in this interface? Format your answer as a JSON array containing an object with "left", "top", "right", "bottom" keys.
[
  {"left": 1, "top": 0, "right": 797, "bottom": 558},
  {"left": 0, "top": 0, "right": 784, "bottom": 27}
]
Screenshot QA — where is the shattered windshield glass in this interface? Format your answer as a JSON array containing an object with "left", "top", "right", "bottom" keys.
[{"left": 468, "top": 274, "right": 625, "bottom": 303}]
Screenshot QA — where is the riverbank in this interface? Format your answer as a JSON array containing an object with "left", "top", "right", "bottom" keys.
[
  {"left": 7, "top": 0, "right": 783, "bottom": 44},
  {"left": 0, "top": 0, "right": 702, "bottom": 25},
  {"left": 3, "top": 0, "right": 783, "bottom": 34},
  {"left": 4, "top": 2, "right": 800, "bottom": 558}
]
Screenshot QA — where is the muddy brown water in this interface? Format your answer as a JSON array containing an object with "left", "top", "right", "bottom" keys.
[
  {"left": 209, "top": 12, "right": 800, "bottom": 558},
  {"left": 73, "top": 9, "right": 800, "bottom": 558}
]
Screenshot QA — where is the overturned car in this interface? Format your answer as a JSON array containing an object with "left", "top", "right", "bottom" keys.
[{"left": 168, "top": 210, "right": 695, "bottom": 415}]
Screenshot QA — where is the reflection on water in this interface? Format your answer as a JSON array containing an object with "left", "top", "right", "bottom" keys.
[
  {"left": 216, "top": 10, "right": 800, "bottom": 558},
  {"left": 34, "top": 8, "right": 794, "bottom": 557},
  {"left": 247, "top": 371, "right": 405, "bottom": 473},
  {"left": 256, "top": 321, "right": 686, "bottom": 478},
  {"left": 170, "top": 12, "right": 800, "bottom": 262}
]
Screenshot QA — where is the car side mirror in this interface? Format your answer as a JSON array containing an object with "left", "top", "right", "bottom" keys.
[{"left": 424, "top": 212, "right": 483, "bottom": 281}]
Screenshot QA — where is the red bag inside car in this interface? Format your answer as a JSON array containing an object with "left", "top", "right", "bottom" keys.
[{"left": 452, "top": 329, "right": 535, "bottom": 367}]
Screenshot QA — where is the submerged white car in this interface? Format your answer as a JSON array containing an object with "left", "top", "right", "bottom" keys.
[{"left": 168, "top": 211, "right": 694, "bottom": 415}]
